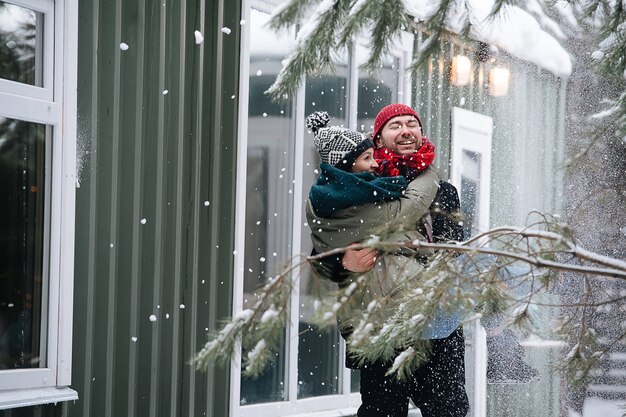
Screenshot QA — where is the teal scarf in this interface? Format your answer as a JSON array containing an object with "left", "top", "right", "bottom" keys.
[{"left": 309, "top": 163, "right": 408, "bottom": 217}]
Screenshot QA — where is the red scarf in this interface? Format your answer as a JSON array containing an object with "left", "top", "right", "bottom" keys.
[{"left": 373, "top": 137, "right": 436, "bottom": 181}]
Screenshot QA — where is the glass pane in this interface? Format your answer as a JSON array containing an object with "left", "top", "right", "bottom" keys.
[
  {"left": 356, "top": 46, "right": 399, "bottom": 135},
  {"left": 297, "top": 63, "right": 348, "bottom": 399},
  {"left": 0, "top": 1, "right": 44, "bottom": 87},
  {"left": 240, "top": 8, "right": 295, "bottom": 405},
  {"left": 460, "top": 149, "right": 481, "bottom": 238},
  {"left": 0, "top": 117, "right": 46, "bottom": 370},
  {"left": 351, "top": 369, "right": 359, "bottom": 392},
  {"left": 349, "top": 46, "right": 401, "bottom": 396}
]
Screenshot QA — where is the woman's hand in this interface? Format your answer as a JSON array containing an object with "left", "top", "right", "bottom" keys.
[{"left": 342, "top": 245, "right": 378, "bottom": 272}]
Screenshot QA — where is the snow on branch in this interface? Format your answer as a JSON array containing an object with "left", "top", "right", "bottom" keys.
[
  {"left": 192, "top": 263, "right": 295, "bottom": 376},
  {"left": 266, "top": 0, "right": 345, "bottom": 99}
]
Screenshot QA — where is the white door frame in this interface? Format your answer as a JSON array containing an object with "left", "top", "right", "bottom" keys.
[{"left": 450, "top": 106, "right": 493, "bottom": 417}]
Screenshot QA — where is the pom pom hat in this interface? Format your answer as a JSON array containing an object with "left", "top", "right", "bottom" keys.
[
  {"left": 306, "top": 111, "right": 374, "bottom": 171},
  {"left": 372, "top": 103, "right": 423, "bottom": 141}
]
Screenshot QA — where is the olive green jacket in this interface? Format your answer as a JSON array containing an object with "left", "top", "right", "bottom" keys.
[
  {"left": 306, "top": 167, "right": 441, "bottom": 334},
  {"left": 306, "top": 167, "right": 440, "bottom": 251}
]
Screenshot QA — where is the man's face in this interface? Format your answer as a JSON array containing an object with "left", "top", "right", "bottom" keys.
[{"left": 378, "top": 115, "right": 423, "bottom": 155}]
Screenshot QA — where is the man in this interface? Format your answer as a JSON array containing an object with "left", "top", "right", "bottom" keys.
[{"left": 312, "top": 103, "right": 469, "bottom": 417}]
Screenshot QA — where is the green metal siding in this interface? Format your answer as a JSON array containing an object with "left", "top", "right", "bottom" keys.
[{"left": 0, "top": 1, "right": 241, "bottom": 417}]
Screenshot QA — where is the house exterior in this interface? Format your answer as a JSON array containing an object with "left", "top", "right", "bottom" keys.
[{"left": 0, "top": 0, "right": 568, "bottom": 417}]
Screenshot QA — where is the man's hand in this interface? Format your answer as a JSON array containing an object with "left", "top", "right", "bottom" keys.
[{"left": 342, "top": 245, "right": 378, "bottom": 272}]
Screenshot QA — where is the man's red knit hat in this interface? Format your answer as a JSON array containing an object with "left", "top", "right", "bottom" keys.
[{"left": 373, "top": 103, "right": 423, "bottom": 141}]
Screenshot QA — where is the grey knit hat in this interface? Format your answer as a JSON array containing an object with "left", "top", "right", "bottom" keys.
[{"left": 306, "top": 111, "right": 374, "bottom": 171}]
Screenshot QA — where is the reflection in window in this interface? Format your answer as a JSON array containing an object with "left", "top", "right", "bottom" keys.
[
  {"left": 0, "top": 1, "right": 44, "bottom": 86},
  {"left": 304, "top": 74, "right": 347, "bottom": 120},
  {"left": 240, "top": 8, "right": 294, "bottom": 405},
  {"left": 356, "top": 47, "right": 399, "bottom": 135},
  {"left": 249, "top": 73, "right": 292, "bottom": 118},
  {"left": 0, "top": 117, "right": 46, "bottom": 370},
  {"left": 460, "top": 149, "right": 481, "bottom": 238}
]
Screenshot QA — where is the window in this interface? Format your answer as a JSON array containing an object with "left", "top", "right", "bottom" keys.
[
  {"left": 297, "top": 62, "right": 349, "bottom": 400},
  {"left": 450, "top": 107, "right": 493, "bottom": 237},
  {"left": 0, "top": 119, "right": 48, "bottom": 372},
  {"left": 238, "top": 7, "right": 294, "bottom": 406},
  {"left": 232, "top": 3, "right": 411, "bottom": 416},
  {"left": 0, "top": 0, "right": 77, "bottom": 408}
]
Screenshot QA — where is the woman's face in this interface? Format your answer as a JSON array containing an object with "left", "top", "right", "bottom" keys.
[{"left": 351, "top": 148, "right": 379, "bottom": 173}]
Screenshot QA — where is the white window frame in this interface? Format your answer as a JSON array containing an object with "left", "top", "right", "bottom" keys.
[
  {"left": 0, "top": 0, "right": 78, "bottom": 408},
  {"left": 0, "top": 0, "right": 54, "bottom": 101},
  {"left": 231, "top": 2, "right": 413, "bottom": 416},
  {"left": 449, "top": 106, "right": 493, "bottom": 235}
]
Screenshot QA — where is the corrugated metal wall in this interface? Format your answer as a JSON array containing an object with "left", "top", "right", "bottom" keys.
[
  {"left": 0, "top": 1, "right": 241, "bottom": 417},
  {"left": 70, "top": 0, "right": 241, "bottom": 415}
]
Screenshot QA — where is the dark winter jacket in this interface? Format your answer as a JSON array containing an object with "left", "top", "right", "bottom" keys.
[{"left": 431, "top": 181, "right": 464, "bottom": 243}]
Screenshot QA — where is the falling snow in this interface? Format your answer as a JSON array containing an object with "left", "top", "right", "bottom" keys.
[{"left": 194, "top": 30, "right": 204, "bottom": 44}]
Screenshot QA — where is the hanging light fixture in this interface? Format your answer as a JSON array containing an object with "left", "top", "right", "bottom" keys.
[
  {"left": 450, "top": 54, "right": 472, "bottom": 86},
  {"left": 489, "top": 66, "right": 510, "bottom": 96}
]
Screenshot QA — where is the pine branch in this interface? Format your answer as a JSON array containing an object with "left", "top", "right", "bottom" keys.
[
  {"left": 572, "top": 0, "right": 626, "bottom": 139},
  {"left": 409, "top": 1, "right": 451, "bottom": 72},
  {"left": 192, "top": 263, "right": 296, "bottom": 375},
  {"left": 266, "top": 0, "right": 351, "bottom": 100},
  {"left": 267, "top": 0, "right": 316, "bottom": 32},
  {"left": 193, "top": 213, "right": 626, "bottom": 385},
  {"left": 309, "top": 237, "right": 626, "bottom": 280},
  {"left": 338, "top": 0, "right": 374, "bottom": 46},
  {"left": 360, "top": 0, "right": 413, "bottom": 72}
]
